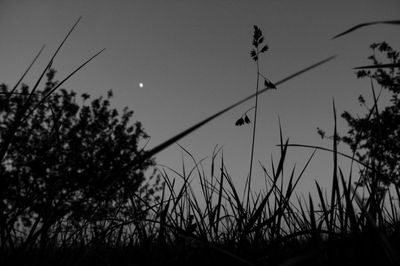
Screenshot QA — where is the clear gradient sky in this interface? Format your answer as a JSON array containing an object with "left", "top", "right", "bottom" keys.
[{"left": 1, "top": 0, "right": 400, "bottom": 195}]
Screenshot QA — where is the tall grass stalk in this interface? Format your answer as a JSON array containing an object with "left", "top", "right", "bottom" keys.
[{"left": 245, "top": 26, "right": 264, "bottom": 212}]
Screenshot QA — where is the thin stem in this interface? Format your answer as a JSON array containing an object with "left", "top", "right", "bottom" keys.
[
  {"left": 246, "top": 50, "right": 260, "bottom": 212},
  {"left": 243, "top": 106, "right": 255, "bottom": 116}
]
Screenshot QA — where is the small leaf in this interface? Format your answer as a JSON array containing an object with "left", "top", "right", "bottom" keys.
[
  {"left": 264, "top": 79, "right": 277, "bottom": 89},
  {"left": 235, "top": 117, "right": 244, "bottom": 126},
  {"left": 244, "top": 115, "right": 251, "bottom": 124},
  {"left": 250, "top": 50, "right": 257, "bottom": 58},
  {"left": 258, "top": 37, "right": 264, "bottom": 44},
  {"left": 260, "top": 44, "right": 269, "bottom": 53}
]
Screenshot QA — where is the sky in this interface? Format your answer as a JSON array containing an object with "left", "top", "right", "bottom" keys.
[{"left": 1, "top": 0, "right": 400, "bottom": 197}]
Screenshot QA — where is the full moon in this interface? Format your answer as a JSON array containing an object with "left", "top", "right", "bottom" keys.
[{"left": 139, "top": 82, "right": 144, "bottom": 88}]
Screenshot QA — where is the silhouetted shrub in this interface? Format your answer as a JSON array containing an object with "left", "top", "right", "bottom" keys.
[{"left": 0, "top": 69, "right": 160, "bottom": 249}]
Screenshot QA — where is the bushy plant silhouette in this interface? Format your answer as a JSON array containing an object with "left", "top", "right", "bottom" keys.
[
  {"left": 341, "top": 42, "right": 400, "bottom": 187},
  {"left": 317, "top": 42, "right": 400, "bottom": 233},
  {"left": 0, "top": 69, "right": 159, "bottom": 249}
]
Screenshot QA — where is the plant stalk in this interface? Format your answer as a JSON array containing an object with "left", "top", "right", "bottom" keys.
[{"left": 246, "top": 50, "right": 260, "bottom": 211}]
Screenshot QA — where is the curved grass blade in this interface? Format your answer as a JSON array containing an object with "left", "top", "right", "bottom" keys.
[
  {"left": 6, "top": 45, "right": 45, "bottom": 102},
  {"left": 278, "top": 143, "right": 369, "bottom": 170},
  {"left": 332, "top": 20, "right": 400, "bottom": 39}
]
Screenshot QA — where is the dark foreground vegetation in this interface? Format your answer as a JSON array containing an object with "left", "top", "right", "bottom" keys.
[{"left": 1, "top": 19, "right": 400, "bottom": 265}]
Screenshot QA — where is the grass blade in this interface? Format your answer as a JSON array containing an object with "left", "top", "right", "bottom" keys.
[
  {"left": 308, "top": 193, "right": 318, "bottom": 243},
  {"left": 129, "top": 56, "right": 336, "bottom": 168},
  {"left": 279, "top": 143, "right": 371, "bottom": 170},
  {"left": 6, "top": 45, "right": 45, "bottom": 102},
  {"left": 315, "top": 181, "right": 329, "bottom": 230},
  {"left": 339, "top": 169, "right": 359, "bottom": 234},
  {"left": 332, "top": 20, "right": 400, "bottom": 39},
  {"left": 354, "top": 62, "right": 400, "bottom": 69}
]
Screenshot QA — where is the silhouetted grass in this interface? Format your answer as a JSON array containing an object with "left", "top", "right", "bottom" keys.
[{"left": 1, "top": 20, "right": 400, "bottom": 266}]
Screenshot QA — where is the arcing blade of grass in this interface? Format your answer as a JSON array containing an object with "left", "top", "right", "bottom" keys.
[
  {"left": 279, "top": 143, "right": 371, "bottom": 170},
  {"left": 332, "top": 20, "right": 400, "bottom": 39},
  {"left": 128, "top": 55, "right": 336, "bottom": 169},
  {"left": 5, "top": 45, "right": 45, "bottom": 102}
]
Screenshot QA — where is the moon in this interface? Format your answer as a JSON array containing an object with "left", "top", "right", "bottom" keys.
[{"left": 139, "top": 82, "right": 144, "bottom": 88}]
